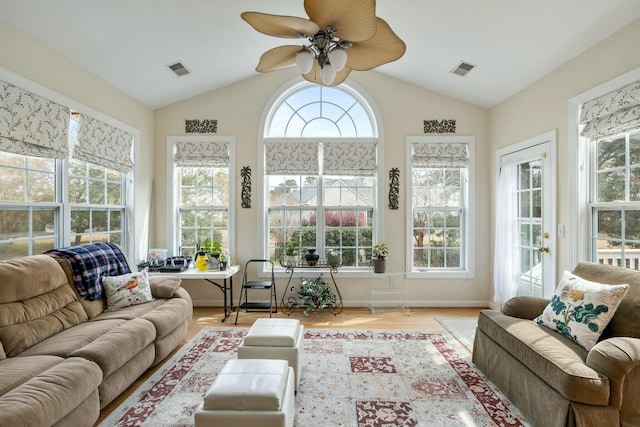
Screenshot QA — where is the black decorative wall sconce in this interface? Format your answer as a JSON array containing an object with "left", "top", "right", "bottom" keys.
[
  {"left": 423, "top": 119, "right": 456, "bottom": 134},
  {"left": 389, "top": 167, "right": 400, "bottom": 210},
  {"left": 185, "top": 119, "right": 218, "bottom": 133},
  {"left": 241, "top": 166, "right": 252, "bottom": 208}
]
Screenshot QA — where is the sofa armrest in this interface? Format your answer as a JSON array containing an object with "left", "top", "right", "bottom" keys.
[
  {"left": 148, "top": 275, "right": 182, "bottom": 298},
  {"left": 501, "top": 296, "right": 549, "bottom": 320},
  {"left": 587, "top": 337, "right": 640, "bottom": 420}
]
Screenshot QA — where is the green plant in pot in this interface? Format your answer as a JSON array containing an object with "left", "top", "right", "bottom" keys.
[
  {"left": 326, "top": 249, "right": 341, "bottom": 267},
  {"left": 372, "top": 243, "right": 389, "bottom": 273},
  {"left": 204, "top": 238, "right": 223, "bottom": 259},
  {"left": 283, "top": 240, "right": 299, "bottom": 266}
]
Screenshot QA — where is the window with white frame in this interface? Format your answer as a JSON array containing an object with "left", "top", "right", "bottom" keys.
[
  {"left": 407, "top": 136, "right": 474, "bottom": 276},
  {"left": 579, "top": 80, "right": 640, "bottom": 269},
  {"left": 169, "top": 137, "right": 234, "bottom": 259},
  {"left": 0, "top": 152, "right": 59, "bottom": 258},
  {"left": 0, "top": 79, "right": 134, "bottom": 260},
  {"left": 67, "top": 116, "right": 127, "bottom": 247},
  {"left": 263, "top": 84, "right": 379, "bottom": 268}
]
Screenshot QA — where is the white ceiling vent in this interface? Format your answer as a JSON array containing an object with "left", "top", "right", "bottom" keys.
[
  {"left": 166, "top": 61, "right": 191, "bottom": 77},
  {"left": 451, "top": 61, "right": 475, "bottom": 77}
]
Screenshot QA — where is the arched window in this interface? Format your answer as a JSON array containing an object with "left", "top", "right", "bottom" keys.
[
  {"left": 262, "top": 83, "right": 380, "bottom": 269},
  {"left": 266, "top": 85, "right": 376, "bottom": 138}
]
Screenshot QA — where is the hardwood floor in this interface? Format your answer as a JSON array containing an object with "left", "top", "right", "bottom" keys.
[{"left": 96, "top": 306, "right": 483, "bottom": 425}]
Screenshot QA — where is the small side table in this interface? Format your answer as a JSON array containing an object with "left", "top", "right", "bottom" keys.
[
  {"left": 369, "top": 270, "right": 409, "bottom": 314},
  {"left": 150, "top": 265, "right": 240, "bottom": 322}
]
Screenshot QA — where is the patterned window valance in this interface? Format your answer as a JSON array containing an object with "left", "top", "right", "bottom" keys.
[
  {"left": 324, "top": 141, "right": 377, "bottom": 176},
  {"left": 265, "top": 140, "right": 319, "bottom": 175},
  {"left": 0, "top": 80, "right": 70, "bottom": 159},
  {"left": 74, "top": 114, "right": 133, "bottom": 173},
  {"left": 412, "top": 142, "right": 469, "bottom": 168},
  {"left": 580, "top": 80, "right": 640, "bottom": 139},
  {"left": 175, "top": 140, "right": 230, "bottom": 167}
]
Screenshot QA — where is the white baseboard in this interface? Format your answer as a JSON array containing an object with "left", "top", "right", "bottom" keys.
[{"left": 191, "top": 299, "right": 491, "bottom": 308}]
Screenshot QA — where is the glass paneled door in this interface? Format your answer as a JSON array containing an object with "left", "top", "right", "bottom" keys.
[
  {"left": 496, "top": 131, "right": 556, "bottom": 300},
  {"left": 517, "top": 158, "right": 545, "bottom": 296}
]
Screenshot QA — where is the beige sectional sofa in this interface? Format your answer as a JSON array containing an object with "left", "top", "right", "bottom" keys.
[
  {"left": 473, "top": 262, "right": 640, "bottom": 427},
  {"left": 0, "top": 252, "right": 193, "bottom": 427}
]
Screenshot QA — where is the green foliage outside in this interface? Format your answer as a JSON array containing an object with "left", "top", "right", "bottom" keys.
[{"left": 595, "top": 133, "right": 640, "bottom": 249}]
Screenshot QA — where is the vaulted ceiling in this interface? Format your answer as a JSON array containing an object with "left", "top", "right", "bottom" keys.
[{"left": 2, "top": 0, "right": 639, "bottom": 109}]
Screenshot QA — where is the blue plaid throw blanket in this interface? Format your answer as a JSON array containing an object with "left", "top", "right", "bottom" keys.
[{"left": 45, "top": 242, "right": 131, "bottom": 301}]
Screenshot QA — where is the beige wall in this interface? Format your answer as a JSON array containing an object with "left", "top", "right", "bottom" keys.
[
  {"left": 11, "top": 15, "right": 638, "bottom": 307},
  {"left": 488, "top": 19, "right": 640, "bottom": 292},
  {"left": 0, "top": 19, "right": 155, "bottom": 260},
  {"left": 155, "top": 68, "right": 490, "bottom": 306}
]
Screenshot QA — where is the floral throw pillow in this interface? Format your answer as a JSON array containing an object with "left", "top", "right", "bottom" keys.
[
  {"left": 534, "top": 271, "right": 629, "bottom": 350},
  {"left": 102, "top": 268, "right": 154, "bottom": 311}
]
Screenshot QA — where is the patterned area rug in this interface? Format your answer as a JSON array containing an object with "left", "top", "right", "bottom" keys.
[
  {"left": 100, "top": 328, "right": 528, "bottom": 427},
  {"left": 436, "top": 317, "right": 478, "bottom": 352}
]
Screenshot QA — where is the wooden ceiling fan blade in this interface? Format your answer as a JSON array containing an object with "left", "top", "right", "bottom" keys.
[
  {"left": 256, "top": 45, "right": 302, "bottom": 72},
  {"left": 331, "top": 67, "right": 352, "bottom": 86},
  {"left": 302, "top": 62, "right": 352, "bottom": 86},
  {"left": 241, "top": 11, "right": 320, "bottom": 38},
  {"left": 304, "top": 0, "right": 376, "bottom": 42},
  {"left": 346, "top": 18, "right": 406, "bottom": 71}
]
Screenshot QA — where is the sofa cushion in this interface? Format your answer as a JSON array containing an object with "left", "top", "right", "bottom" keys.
[
  {"left": 51, "top": 254, "right": 106, "bottom": 319},
  {"left": 102, "top": 268, "right": 154, "bottom": 311},
  {"left": 0, "top": 355, "right": 64, "bottom": 396},
  {"left": 0, "top": 356, "right": 102, "bottom": 427},
  {"left": 141, "top": 297, "right": 192, "bottom": 340},
  {"left": 478, "top": 310, "right": 610, "bottom": 405},
  {"left": 534, "top": 270, "right": 628, "bottom": 350},
  {"left": 149, "top": 275, "right": 182, "bottom": 298},
  {"left": 572, "top": 262, "right": 640, "bottom": 340},
  {"left": 0, "top": 255, "right": 88, "bottom": 357},
  {"left": 90, "top": 298, "right": 167, "bottom": 321},
  {"left": 19, "top": 318, "right": 126, "bottom": 358},
  {"left": 70, "top": 318, "right": 156, "bottom": 378}
]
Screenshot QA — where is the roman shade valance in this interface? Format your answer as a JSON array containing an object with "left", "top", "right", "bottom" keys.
[
  {"left": 323, "top": 141, "right": 377, "bottom": 176},
  {"left": 175, "top": 140, "right": 230, "bottom": 167},
  {"left": 0, "top": 80, "right": 70, "bottom": 159},
  {"left": 412, "top": 142, "right": 469, "bottom": 168},
  {"left": 580, "top": 79, "right": 640, "bottom": 139},
  {"left": 74, "top": 114, "right": 133, "bottom": 173},
  {"left": 265, "top": 140, "right": 319, "bottom": 175}
]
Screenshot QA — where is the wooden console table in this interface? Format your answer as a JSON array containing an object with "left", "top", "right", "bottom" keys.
[{"left": 280, "top": 261, "right": 343, "bottom": 315}]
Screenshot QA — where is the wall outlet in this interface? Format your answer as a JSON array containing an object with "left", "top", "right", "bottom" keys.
[{"left": 389, "top": 276, "right": 397, "bottom": 287}]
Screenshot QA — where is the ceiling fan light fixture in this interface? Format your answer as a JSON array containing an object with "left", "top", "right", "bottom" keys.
[
  {"left": 322, "top": 64, "right": 337, "bottom": 85},
  {"left": 296, "top": 50, "right": 314, "bottom": 74},
  {"left": 242, "top": 0, "right": 405, "bottom": 86},
  {"left": 328, "top": 48, "right": 347, "bottom": 72}
]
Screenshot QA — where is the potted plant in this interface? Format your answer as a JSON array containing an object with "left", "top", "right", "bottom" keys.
[
  {"left": 211, "top": 240, "right": 224, "bottom": 258},
  {"left": 283, "top": 241, "right": 299, "bottom": 266},
  {"left": 372, "top": 243, "right": 389, "bottom": 273},
  {"left": 297, "top": 277, "right": 336, "bottom": 315},
  {"left": 203, "top": 238, "right": 223, "bottom": 270},
  {"left": 326, "top": 249, "right": 341, "bottom": 267}
]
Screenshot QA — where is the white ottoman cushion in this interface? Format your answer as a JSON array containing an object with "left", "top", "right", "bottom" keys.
[
  {"left": 238, "top": 318, "right": 304, "bottom": 391},
  {"left": 243, "top": 318, "right": 301, "bottom": 347},
  {"left": 196, "top": 359, "right": 294, "bottom": 427},
  {"left": 203, "top": 359, "right": 288, "bottom": 411}
]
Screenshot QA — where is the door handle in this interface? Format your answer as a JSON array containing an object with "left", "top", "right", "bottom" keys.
[{"left": 538, "top": 247, "right": 550, "bottom": 253}]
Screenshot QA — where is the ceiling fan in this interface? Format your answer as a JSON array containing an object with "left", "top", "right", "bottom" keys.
[{"left": 241, "top": 0, "right": 406, "bottom": 86}]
